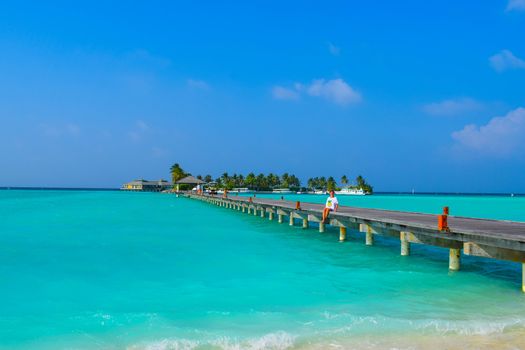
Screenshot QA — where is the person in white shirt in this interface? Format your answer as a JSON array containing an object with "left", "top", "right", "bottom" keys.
[{"left": 322, "top": 190, "right": 339, "bottom": 223}]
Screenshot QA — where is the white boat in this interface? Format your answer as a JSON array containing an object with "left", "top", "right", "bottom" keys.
[
  {"left": 215, "top": 188, "right": 253, "bottom": 194},
  {"left": 231, "top": 187, "right": 251, "bottom": 193},
  {"left": 314, "top": 190, "right": 327, "bottom": 195},
  {"left": 335, "top": 187, "right": 368, "bottom": 195},
  {"left": 272, "top": 188, "right": 294, "bottom": 194}
]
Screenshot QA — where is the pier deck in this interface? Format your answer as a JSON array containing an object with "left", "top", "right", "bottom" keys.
[{"left": 186, "top": 193, "right": 525, "bottom": 292}]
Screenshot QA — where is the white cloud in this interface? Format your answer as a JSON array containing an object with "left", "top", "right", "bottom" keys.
[
  {"left": 451, "top": 107, "right": 525, "bottom": 156},
  {"left": 187, "top": 79, "right": 210, "bottom": 90},
  {"left": 305, "top": 79, "right": 362, "bottom": 105},
  {"left": 328, "top": 42, "right": 341, "bottom": 56},
  {"left": 489, "top": 50, "right": 525, "bottom": 72},
  {"left": 423, "top": 98, "right": 483, "bottom": 116},
  {"left": 506, "top": 0, "right": 525, "bottom": 11},
  {"left": 273, "top": 78, "right": 361, "bottom": 106},
  {"left": 272, "top": 86, "right": 300, "bottom": 100}
]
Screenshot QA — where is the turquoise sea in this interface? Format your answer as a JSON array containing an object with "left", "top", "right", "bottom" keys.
[{"left": 1, "top": 190, "right": 525, "bottom": 350}]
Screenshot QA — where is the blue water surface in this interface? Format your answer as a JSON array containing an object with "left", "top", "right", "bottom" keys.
[{"left": 0, "top": 190, "right": 524, "bottom": 349}]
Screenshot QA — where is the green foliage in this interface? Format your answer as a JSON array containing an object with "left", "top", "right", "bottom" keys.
[
  {"left": 306, "top": 174, "right": 373, "bottom": 194},
  {"left": 170, "top": 163, "right": 189, "bottom": 185},
  {"left": 327, "top": 177, "right": 337, "bottom": 191},
  {"left": 169, "top": 164, "right": 372, "bottom": 193}
]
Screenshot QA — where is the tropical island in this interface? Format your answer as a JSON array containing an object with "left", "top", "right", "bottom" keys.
[{"left": 169, "top": 163, "right": 373, "bottom": 194}]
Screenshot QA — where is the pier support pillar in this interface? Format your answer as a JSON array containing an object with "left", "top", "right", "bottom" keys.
[
  {"left": 278, "top": 214, "right": 283, "bottom": 224},
  {"left": 261, "top": 209, "right": 265, "bottom": 218},
  {"left": 269, "top": 212, "right": 274, "bottom": 220},
  {"left": 449, "top": 248, "right": 461, "bottom": 271},
  {"left": 253, "top": 208, "right": 258, "bottom": 216},
  {"left": 522, "top": 263, "right": 525, "bottom": 293},
  {"left": 289, "top": 214, "right": 294, "bottom": 226},
  {"left": 400, "top": 231, "right": 410, "bottom": 256},
  {"left": 339, "top": 227, "right": 347, "bottom": 242},
  {"left": 242, "top": 206, "right": 245, "bottom": 213},
  {"left": 366, "top": 225, "right": 374, "bottom": 246},
  {"left": 319, "top": 222, "right": 325, "bottom": 233},
  {"left": 302, "top": 218, "right": 309, "bottom": 229}
]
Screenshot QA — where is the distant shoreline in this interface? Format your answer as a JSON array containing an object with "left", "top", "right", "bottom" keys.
[{"left": 0, "top": 187, "right": 523, "bottom": 197}]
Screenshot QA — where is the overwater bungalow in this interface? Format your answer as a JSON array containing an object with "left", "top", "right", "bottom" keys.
[{"left": 121, "top": 179, "right": 171, "bottom": 192}]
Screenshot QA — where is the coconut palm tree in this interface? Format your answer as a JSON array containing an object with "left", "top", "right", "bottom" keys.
[{"left": 170, "top": 163, "right": 187, "bottom": 184}]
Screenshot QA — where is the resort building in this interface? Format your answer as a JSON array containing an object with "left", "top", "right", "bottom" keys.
[{"left": 121, "top": 179, "right": 171, "bottom": 192}]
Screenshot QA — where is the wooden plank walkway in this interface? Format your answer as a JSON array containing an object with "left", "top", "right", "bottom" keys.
[{"left": 185, "top": 193, "right": 525, "bottom": 292}]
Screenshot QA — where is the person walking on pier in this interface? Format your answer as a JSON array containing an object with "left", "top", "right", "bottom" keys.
[{"left": 322, "top": 190, "right": 339, "bottom": 223}]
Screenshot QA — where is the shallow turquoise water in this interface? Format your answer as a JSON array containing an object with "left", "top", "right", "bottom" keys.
[{"left": 0, "top": 190, "right": 524, "bottom": 349}]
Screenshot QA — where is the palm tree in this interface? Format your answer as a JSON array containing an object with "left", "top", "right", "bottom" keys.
[
  {"left": 245, "top": 173, "right": 256, "bottom": 190},
  {"left": 288, "top": 174, "right": 300, "bottom": 189},
  {"left": 327, "top": 176, "right": 337, "bottom": 191},
  {"left": 256, "top": 173, "right": 267, "bottom": 191},
  {"left": 341, "top": 175, "right": 348, "bottom": 186},
  {"left": 356, "top": 175, "right": 365, "bottom": 188},
  {"left": 170, "top": 163, "right": 187, "bottom": 185}
]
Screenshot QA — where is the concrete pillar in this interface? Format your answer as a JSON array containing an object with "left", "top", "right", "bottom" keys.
[
  {"left": 366, "top": 225, "right": 374, "bottom": 246},
  {"left": 400, "top": 231, "right": 410, "bottom": 256},
  {"left": 247, "top": 207, "right": 251, "bottom": 214},
  {"left": 289, "top": 214, "right": 294, "bottom": 226},
  {"left": 242, "top": 206, "right": 245, "bottom": 213},
  {"left": 261, "top": 209, "right": 265, "bottom": 218},
  {"left": 449, "top": 248, "right": 461, "bottom": 271},
  {"left": 522, "top": 263, "right": 525, "bottom": 293},
  {"left": 319, "top": 221, "right": 325, "bottom": 233},
  {"left": 302, "top": 218, "right": 308, "bottom": 229},
  {"left": 253, "top": 208, "right": 258, "bottom": 216},
  {"left": 339, "top": 227, "right": 347, "bottom": 242},
  {"left": 269, "top": 212, "right": 274, "bottom": 220},
  {"left": 278, "top": 214, "right": 283, "bottom": 224}
]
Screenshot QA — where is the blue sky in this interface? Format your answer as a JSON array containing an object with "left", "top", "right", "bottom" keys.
[{"left": 1, "top": 1, "right": 525, "bottom": 192}]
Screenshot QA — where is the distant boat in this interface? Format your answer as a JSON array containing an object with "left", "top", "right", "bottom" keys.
[
  {"left": 272, "top": 188, "right": 294, "bottom": 194},
  {"left": 335, "top": 187, "right": 368, "bottom": 196},
  {"left": 214, "top": 188, "right": 253, "bottom": 194},
  {"left": 313, "top": 190, "right": 327, "bottom": 195},
  {"left": 231, "top": 188, "right": 252, "bottom": 193}
]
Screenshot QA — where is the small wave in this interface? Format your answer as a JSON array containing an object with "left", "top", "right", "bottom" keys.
[
  {"left": 128, "top": 331, "right": 295, "bottom": 350},
  {"left": 308, "top": 312, "right": 525, "bottom": 337}
]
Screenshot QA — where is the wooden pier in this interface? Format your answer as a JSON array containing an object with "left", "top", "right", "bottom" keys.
[{"left": 186, "top": 193, "right": 525, "bottom": 292}]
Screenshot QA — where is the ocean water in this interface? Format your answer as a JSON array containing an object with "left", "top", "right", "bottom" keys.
[{"left": 0, "top": 190, "right": 524, "bottom": 350}]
